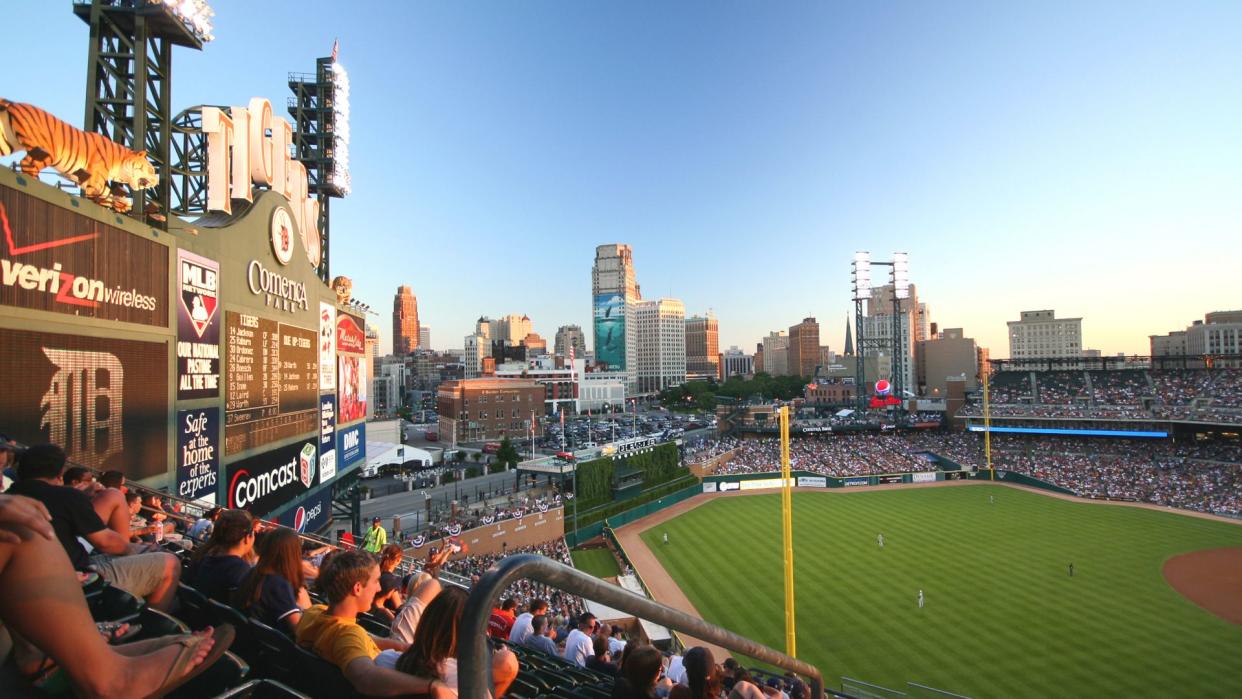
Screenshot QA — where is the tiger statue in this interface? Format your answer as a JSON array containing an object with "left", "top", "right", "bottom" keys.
[
  {"left": 331, "top": 276, "right": 353, "bottom": 305},
  {"left": 0, "top": 98, "right": 158, "bottom": 213}
]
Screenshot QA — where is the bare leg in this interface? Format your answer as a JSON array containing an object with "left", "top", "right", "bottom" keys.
[
  {"left": 0, "top": 529, "right": 214, "bottom": 698},
  {"left": 146, "top": 552, "right": 181, "bottom": 612}
]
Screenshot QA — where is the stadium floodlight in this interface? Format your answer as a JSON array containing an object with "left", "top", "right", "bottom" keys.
[
  {"left": 329, "top": 60, "right": 352, "bottom": 195},
  {"left": 156, "top": 0, "right": 216, "bottom": 43},
  {"left": 852, "top": 251, "right": 872, "bottom": 300},
  {"left": 892, "top": 251, "right": 910, "bottom": 300}
]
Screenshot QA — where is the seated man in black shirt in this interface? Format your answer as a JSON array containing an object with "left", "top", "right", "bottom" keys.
[{"left": 6, "top": 444, "right": 180, "bottom": 611}]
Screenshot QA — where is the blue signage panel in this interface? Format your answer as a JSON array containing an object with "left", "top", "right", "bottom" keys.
[
  {"left": 176, "top": 408, "right": 220, "bottom": 502},
  {"left": 968, "top": 425, "right": 1168, "bottom": 438},
  {"left": 277, "top": 487, "right": 332, "bottom": 534},
  {"left": 338, "top": 423, "right": 366, "bottom": 471}
]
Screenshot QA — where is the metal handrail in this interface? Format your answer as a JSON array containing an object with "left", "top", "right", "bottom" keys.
[{"left": 459, "top": 554, "right": 824, "bottom": 699}]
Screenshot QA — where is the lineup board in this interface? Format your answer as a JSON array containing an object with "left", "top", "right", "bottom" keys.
[{"left": 224, "top": 311, "right": 318, "bottom": 454}]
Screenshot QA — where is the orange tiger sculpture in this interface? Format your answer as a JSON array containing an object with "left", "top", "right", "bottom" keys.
[{"left": 0, "top": 98, "right": 158, "bottom": 213}]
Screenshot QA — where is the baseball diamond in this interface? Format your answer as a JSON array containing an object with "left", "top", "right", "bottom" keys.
[{"left": 624, "top": 484, "right": 1242, "bottom": 699}]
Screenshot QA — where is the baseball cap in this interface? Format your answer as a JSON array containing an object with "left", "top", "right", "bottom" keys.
[{"left": 373, "top": 516, "right": 382, "bottom": 523}]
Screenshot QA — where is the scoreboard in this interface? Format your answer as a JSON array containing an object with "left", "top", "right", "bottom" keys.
[{"left": 225, "top": 311, "right": 318, "bottom": 454}]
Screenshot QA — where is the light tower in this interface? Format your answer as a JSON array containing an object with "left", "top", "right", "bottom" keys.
[
  {"left": 289, "top": 44, "right": 352, "bottom": 282},
  {"left": 851, "top": 251, "right": 911, "bottom": 413},
  {"left": 74, "top": 0, "right": 214, "bottom": 227}
]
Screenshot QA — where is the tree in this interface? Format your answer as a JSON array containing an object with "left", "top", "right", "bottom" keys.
[{"left": 495, "top": 436, "right": 522, "bottom": 472}]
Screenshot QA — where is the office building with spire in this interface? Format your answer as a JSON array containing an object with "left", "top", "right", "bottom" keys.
[{"left": 392, "top": 286, "right": 420, "bottom": 355}]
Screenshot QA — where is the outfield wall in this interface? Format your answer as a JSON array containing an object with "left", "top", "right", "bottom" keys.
[{"left": 702, "top": 469, "right": 966, "bottom": 489}]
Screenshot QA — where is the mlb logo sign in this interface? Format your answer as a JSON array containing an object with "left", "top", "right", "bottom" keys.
[{"left": 299, "top": 443, "right": 317, "bottom": 488}]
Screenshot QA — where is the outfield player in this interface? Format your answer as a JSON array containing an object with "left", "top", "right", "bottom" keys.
[
  {"left": 1068, "top": 562, "right": 1074, "bottom": 577},
  {"left": 917, "top": 589, "right": 924, "bottom": 609},
  {"left": 662, "top": 532, "right": 669, "bottom": 545},
  {"left": 877, "top": 533, "right": 884, "bottom": 548}
]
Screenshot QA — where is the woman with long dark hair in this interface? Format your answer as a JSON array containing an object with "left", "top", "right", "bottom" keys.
[
  {"left": 670, "top": 647, "right": 722, "bottom": 699},
  {"left": 186, "top": 509, "right": 255, "bottom": 603},
  {"left": 232, "top": 527, "right": 309, "bottom": 633},
  {"left": 612, "top": 644, "right": 663, "bottom": 699},
  {"left": 393, "top": 586, "right": 519, "bottom": 696}
]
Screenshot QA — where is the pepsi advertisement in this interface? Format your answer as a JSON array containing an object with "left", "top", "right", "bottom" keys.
[
  {"left": 278, "top": 487, "right": 332, "bottom": 534},
  {"left": 226, "top": 439, "right": 317, "bottom": 516},
  {"left": 338, "top": 423, "right": 365, "bottom": 472}
]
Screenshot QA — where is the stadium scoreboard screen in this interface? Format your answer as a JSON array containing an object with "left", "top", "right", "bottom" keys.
[{"left": 225, "top": 311, "right": 318, "bottom": 454}]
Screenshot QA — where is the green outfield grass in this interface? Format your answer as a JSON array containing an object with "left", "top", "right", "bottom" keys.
[
  {"left": 638, "top": 485, "right": 1242, "bottom": 699},
  {"left": 571, "top": 547, "right": 622, "bottom": 578}
]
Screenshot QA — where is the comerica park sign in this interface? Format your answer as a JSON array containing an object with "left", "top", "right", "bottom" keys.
[{"left": 199, "top": 99, "right": 320, "bottom": 251}]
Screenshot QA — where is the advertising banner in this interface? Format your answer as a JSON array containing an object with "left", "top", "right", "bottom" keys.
[
  {"left": 877, "top": 474, "right": 903, "bottom": 484},
  {"left": 0, "top": 328, "right": 167, "bottom": 479},
  {"left": 338, "top": 354, "right": 368, "bottom": 422},
  {"left": 319, "top": 395, "right": 337, "bottom": 484},
  {"left": 797, "top": 476, "right": 828, "bottom": 488},
  {"left": 176, "top": 250, "right": 221, "bottom": 399},
  {"left": 338, "top": 423, "right": 365, "bottom": 470},
  {"left": 336, "top": 312, "right": 366, "bottom": 354},
  {"left": 0, "top": 184, "right": 167, "bottom": 327},
  {"left": 319, "top": 302, "right": 336, "bottom": 390},
  {"left": 177, "top": 408, "right": 219, "bottom": 502},
  {"left": 592, "top": 293, "right": 625, "bottom": 369},
  {"left": 912, "top": 471, "right": 937, "bottom": 483},
  {"left": 718, "top": 482, "right": 740, "bottom": 492},
  {"left": 702, "top": 482, "right": 718, "bottom": 493},
  {"left": 739, "top": 477, "right": 794, "bottom": 491},
  {"left": 225, "top": 438, "right": 317, "bottom": 515},
  {"left": 277, "top": 487, "right": 332, "bottom": 534},
  {"left": 844, "top": 477, "right": 869, "bottom": 487}
]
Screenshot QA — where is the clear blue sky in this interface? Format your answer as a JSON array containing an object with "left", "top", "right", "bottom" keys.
[{"left": 8, "top": 1, "right": 1241, "bottom": 357}]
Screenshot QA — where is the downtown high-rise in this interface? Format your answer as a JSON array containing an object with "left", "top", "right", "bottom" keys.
[
  {"left": 592, "top": 244, "right": 641, "bottom": 394},
  {"left": 392, "top": 285, "right": 420, "bottom": 355}
]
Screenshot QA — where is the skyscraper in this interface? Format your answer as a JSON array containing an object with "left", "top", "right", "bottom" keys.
[
  {"left": 392, "top": 285, "right": 419, "bottom": 355},
  {"left": 419, "top": 326, "right": 431, "bottom": 351},
  {"left": 788, "top": 317, "right": 820, "bottom": 378},
  {"left": 844, "top": 315, "right": 854, "bottom": 356},
  {"left": 685, "top": 314, "right": 720, "bottom": 382},
  {"left": 762, "top": 331, "right": 789, "bottom": 376},
  {"left": 636, "top": 298, "right": 686, "bottom": 394},
  {"left": 592, "top": 244, "right": 641, "bottom": 393},
  {"left": 555, "top": 325, "right": 587, "bottom": 358}
]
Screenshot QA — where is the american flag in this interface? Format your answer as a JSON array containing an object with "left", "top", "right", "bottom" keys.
[{"left": 331, "top": 39, "right": 339, "bottom": 62}]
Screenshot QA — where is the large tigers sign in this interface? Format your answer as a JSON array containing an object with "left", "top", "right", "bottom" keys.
[{"left": 0, "top": 184, "right": 167, "bottom": 326}]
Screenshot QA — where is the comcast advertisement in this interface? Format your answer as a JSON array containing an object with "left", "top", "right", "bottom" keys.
[{"left": 593, "top": 293, "right": 625, "bottom": 370}]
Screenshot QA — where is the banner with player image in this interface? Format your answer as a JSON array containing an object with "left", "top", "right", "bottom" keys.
[
  {"left": 319, "top": 302, "right": 336, "bottom": 390},
  {"left": 176, "top": 250, "right": 220, "bottom": 399},
  {"left": 339, "top": 354, "right": 367, "bottom": 422}
]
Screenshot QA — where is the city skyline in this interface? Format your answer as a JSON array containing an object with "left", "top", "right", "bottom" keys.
[{"left": 6, "top": 1, "right": 1240, "bottom": 359}]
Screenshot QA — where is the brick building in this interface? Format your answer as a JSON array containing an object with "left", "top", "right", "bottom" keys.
[{"left": 436, "top": 378, "right": 544, "bottom": 446}]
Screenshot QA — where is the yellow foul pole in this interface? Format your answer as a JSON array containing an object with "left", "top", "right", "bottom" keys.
[
  {"left": 779, "top": 405, "right": 797, "bottom": 657},
  {"left": 983, "top": 369, "right": 993, "bottom": 480}
]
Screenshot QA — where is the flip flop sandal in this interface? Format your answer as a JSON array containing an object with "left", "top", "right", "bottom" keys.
[{"left": 143, "top": 624, "right": 235, "bottom": 699}]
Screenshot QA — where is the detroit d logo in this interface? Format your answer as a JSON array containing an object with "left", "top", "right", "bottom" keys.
[{"left": 299, "top": 443, "right": 316, "bottom": 488}]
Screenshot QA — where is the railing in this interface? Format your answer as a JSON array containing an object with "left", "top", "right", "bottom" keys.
[{"left": 459, "top": 554, "right": 825, "bottom": 699}]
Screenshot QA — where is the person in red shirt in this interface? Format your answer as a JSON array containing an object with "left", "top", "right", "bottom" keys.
[{"left": 486, "top": 598, "right": 517, "bottom": 639}]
